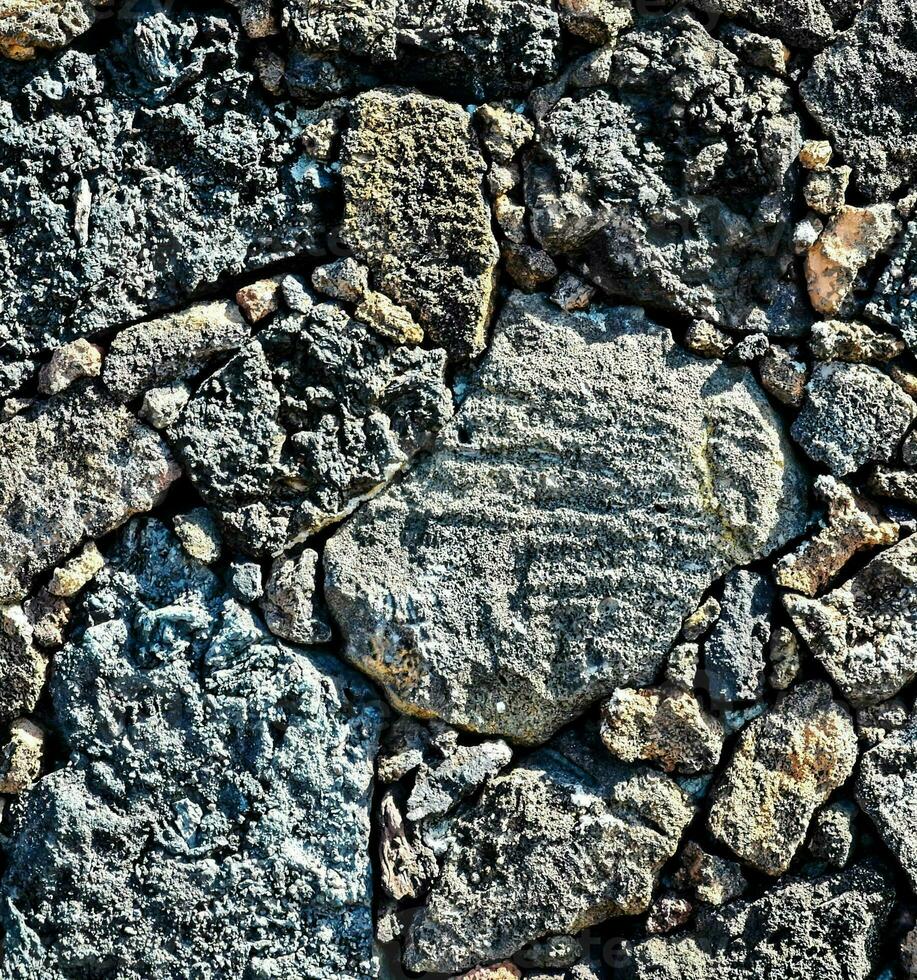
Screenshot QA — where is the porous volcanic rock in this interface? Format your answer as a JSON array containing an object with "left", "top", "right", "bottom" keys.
[{"left": 325, "top": 292, "right": 807, "bottom": 743}]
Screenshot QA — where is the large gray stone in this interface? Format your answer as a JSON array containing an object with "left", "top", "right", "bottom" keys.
[
  {"left": 690, "top": 0, "right": 860, "bottom": 49},
  {"left": 0, "top": 385, "right": 179, "bottom": 603},
  {"left": 324, "top": 292, "right": 807, "bottom": 743},
  {"left": 404, "top": 734, "right": 694, "bottom": 974},
  {"left": 0, "top": 518, "right": 384, "bottom": 980},
  {"left": 622, "top": 865, "right": 894, "bottom": 980}
]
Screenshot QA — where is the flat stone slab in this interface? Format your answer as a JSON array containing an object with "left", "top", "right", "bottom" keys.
[{"left": 325, "top": 292, "right": 807, "bottom": 742}]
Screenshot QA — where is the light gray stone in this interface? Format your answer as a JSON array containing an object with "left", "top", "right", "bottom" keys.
[{"left": 407, "top": 739, "right": 512, "bottom": 823}]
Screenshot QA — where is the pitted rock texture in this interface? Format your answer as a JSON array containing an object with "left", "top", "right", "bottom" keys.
[
  {"left": 170, "top": 299, "right": 452, "bottom": 556},
  {"left": 404, "top": 735, "right": 693, "bottom": 974},
  {"left": 0, "top": 10, "right": 335, "bottom": 362},
  {"left": 525, "top": 11, "right": 804, "bottom": 334},
  {"left": 325, "top": 292, "right": 807, "bottom": 742},
  {"left": 0, "top": 0, "right": 105, "bottom": 60},
  {"left": 0, "top": 385, "right": 179, "bottom": 602},
  {"left": 0, "top": 519, "right": 384, "bottom": 979}
]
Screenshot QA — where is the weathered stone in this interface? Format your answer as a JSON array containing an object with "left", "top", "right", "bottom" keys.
[
  {"left": 503, "top": 245, "right": 558, "bottom": 292},
  {"left": 600, "top": 685, "right": 725, "bottom": 775},
  {"left": 758, "top": 344, "right": 807, "bottom": 406},
  {"left": 645, "top": 895, "right": 693, "bottom": 936},
  {"left": 104, "top": 301, "right": 250, "bottom": 402},
  {"left": 720, "top": 23, "right": 789, "bottom": 74},
  {"left": 681, "top": 597, "right": 721, "bottom": 642},
  {"left": 138, "top": 382, "right": 191, "bottom": 430},
  {"left": 791, "top": 363, "right": 915, "bottom": 475},
  {"left": 0, "top": 518, "right": 384, "bottom": 978},
  {"left": 379, "top": 791, "right": 437, "bottom": 901},
  {"left": 23, "top": 589, "right": 70, "bottom": 650},
  {"left": 260, "top": 549, "right": 331, "bottom": 646},
  {"left": 805, "top": 205, "right": 901, "bottom": 315},
  {"left": 557, "top": 0, "right": 631, "bottom": 43},
  {"left": 0, "top": 386, "right": 179, "bottom": 602},
  {"left": 226, "top": 0, "right": 276, "bottom": 38},
  {"left": 550, "top": 273, "right": 595, "bottom": 313},
  {"left": 170, "top": 302, "right": 451, "bottom": 556},
  {"left": 684, "top": 322, "right": 732, "bottom": 359},
  {"left": 355, "top": 290, "right": 424, "bottom": 346},
  {"left": 0, "top": 606, "right": 47, "bottom": 725},
  {"left": 808, "top": 800, "right": 856, "bottom": 867},
  {"left": 774, "top": 476, "right": 898, "bottom": 596},
  {"left": 378, "top": 717, "right": 432, "bottom": 785},
  {"left": 340, "top": 89, "right": 500, "bottom": 358},
  {"left": 37, "top": 338, "right": 103, "bottom": 395},
  {"left": 786, "top": 536, "right": 917, "bottom": 706},
  {"left": 623, "top": 866, "right": 894, "bottom": 980},
  {"left": 235, "top": 277, "right": 281, "bottom": 324},
  {"left": 0, "top": 718, "right": 43, "bottom": 793},
  {"left": 325, "top": 293, "right": 807, "bottom": 743},
  {"left": 704, "top": 569, "right": 772, "bottom": 706},
  {"left": 673, "top": 842, "right": 746, "bottom": 906},
  {"left": 768, "top": 625, "right": 801, "bottom": 690},
  {"left": 793, "top": 213, "right": 824, "bottom": 254},
  {"left": 403, "top": 735, "right": 693, "bottom": 974},
  {"left": 868, "top": 466, "right": 917, "bottom": 507},
  {"left": 459, "top": 963, "right": 521, "bottom": 980},
  {"left": 708, "top": 681, "right": 857, "bottom": 875},
  {"left": 407, "top": 739, "right": 512, "bottom": 823},
  {"left": 0, "top": 11, "right": 336, "bottom": 361},
  {"left": 799, "top": 139, "right": 833, "bottom": 170},
  {"left": 173, "top": 508, "right": 222, "bottom": 565},
  {"left": 0, "top": 0, "right": 106, "bottom": 60},
  {"left": 690, "top": 0, "right": 852, "bottom": 49},
  {"left": 726, "top": 333, "right": 769, "bottom": 365},
  {"left": 803, "top": 166, "right": 850, "bottom": 216},
  {"left": 858, "top": 714, "right": 917, "bottom": 889},
  {"left": 809, "top": 319, "right": 905, "bottom": 362},
  {"left": 856, "top": 698, "right": 908, "bottom": 746},
  {"left": 312, "top": 258, "right": 370, "bottom": 305},
  {"left": 228, "top": 560, "right": 263, "bottom": 603},
  {"left": 665, "top": 643, "right": 701, "bottom": 691},
  {"left": 514, "top": 936, "right": 582, "bottom": 970},
  {"left": 526, "top": 12, "right": 802, "bottom": 333},
  {"left": 868, "top": 221, "right": 917, "bottom": 352},
  {"left": 46, "top": 541, "right": 104, "bottom": 598},
  {"left": 802, "top": 0, "right": 917, "bottom": 201}
]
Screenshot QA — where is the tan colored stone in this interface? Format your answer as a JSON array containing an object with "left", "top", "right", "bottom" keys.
[
  {"left": 356, "top": 290, "right": 425, "bottom": 345},
  {"left": 38, "top": 338, "right": 103, "bottom": 396},
  {"left": 503, "top": 246, "right": 558, "bottom": 292},
  {"left": 809, "top": 319, "right": 904, "bottom": 362},
  {"left": 0, "top": 606, "right": 47, "bottom": 724},
  {"left": 799, "top": 140, "right": 832, "bottom": 171},
  {"left": 47, "top": 541, "right": 104, "bottom": 598},
  {"left": 235, "top": 277, "right": 281, "bottom": 324},
  {"left": 557, "top": 0, "right": 632, "bottom": 42},
  {"left": 759, "top": 345, "right": 807, "bottom": 407},
  {"left": 684, "top": 321, "right": 731, "bottom": 358},
  {"left": 23, "top": 589, "right": 70, "bottom": 650},
  {"left": 458, "top": 963, "right": 522, "bottom": 980},
  {"left": 312, "top": 257, "right": 370, "bottom": 304},
  {"left": 0, "top": 718, "right": 43, "bottom": 793}
]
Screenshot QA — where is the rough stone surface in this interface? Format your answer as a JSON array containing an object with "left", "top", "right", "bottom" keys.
[
  {"left": 708, "top": 682, "right": 857, "bottom": 875},
  {"left": 786, "top": 536, "right": 917, "bottom": 707},
  {"left": 0, "top": 717, "right": 43, "bottom": 793},
  {"left": 858, "top": 714, "right": 917, "bottom": 889},
  {"left": 173, "top": 508, "right": 222, "bottom": 565},
  {"left": 526, "top": 12, "right": 803, "bottom": 333},
  {"left": 260, "top": 549, "right": 332, "bottom": 646},
  {"left": 691, "top": 0, "right": 855, "bottom": 49},
  {"left": 808, "top": 800, "right": 857, "bottom": 868},
  {"left": 802, "top": 0, "right": 917, "bottom": 201},
  {"left": 0, "top": 518, "right": 384, "bottom": 978},
  {"left": 46, "top": 541, "right": 104, "bottom": 598},
  {"left": 868, "top": 221, "right": 917, "bottom": 352},
  {"left": 673, "top": 842, "right": 746, "bottom": 906},
  {"left": 325, "top": 292, "right": 807, "bottom": 743},
  {"left": 404, "top": 734, "right": 693, "bottom": 974},
  {"left": 37, "top": 338, "right": 103, "bottom": 395},
  {"left": 791, "top": 363, "right": 916, "bottom": 475},
  {"left": 138, "top": 382, "right": 191, "bottom": 430},
  {"left": 0, "top": 11, "right": 336, "bottom": 363},
  {"left": 340, "top": 89, "right": 500, "bottom": 358},
  {"left": 0, "top": 385, "right": 179, "bottom": 602},
  {"left": 103, "top": 301, "right": 250, "bottom": 402},
  {"left": 170, "top": 301, "right": 451, "bottom": 556},
  {"left": 809, "top": 319, "right": 905, "bottom": 363},
  {"left": 704, "top": 569, "right": 773, "bottom": 706},
  {"left": 0, "top": 606, "right": 47, "bottom": 725},
  {"left": 0, "top": 0, "right": 105, "bottom": 60},
  {"left": 623, "top": 866, "right": 894, "bottom": 980}
]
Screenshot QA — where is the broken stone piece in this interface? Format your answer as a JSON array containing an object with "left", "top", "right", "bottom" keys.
[
  {"left": 503, "top": 246, "right": 558, "bottom": 292},
  {"left": 227, "top": 560, "right": 263, "bottom": 603},
  {"left": 758, "top": 344, "right": 807, "bottom": 406},
  {"left": 37, "top": 339, "right": 103, "bottom": 396},
  {"left": 23, "top": 589, "right": 70, "bottom": 650},
  {"left": 768, "top": 626, "right": 801, "bottom": 691},
  {"left": 377, "top": 717, "right": 433, "bottom": 785},
  {"left": 645, "top": 895, "right": 693, "bottom": 936},
  {"left": 476, "top": 103, "right": 534, "bottom": 165},
  {"left": 805, "top": 205, "right": 901, "bottom": 315},
  {"left": 355, "top": 290, "right": 425, "bottom": 345},
  {"left": 624, "top": 865, "right": 894, "bottom": 980},
  {"left": 809, "top": 319, "right": 905, "bottom": 363},
  {"left": 173, "top": 509, "right": 222, "bottom": 565},
  {"left": 683, "top": 321, "right": 732, "bottom": 359},
  {"left": 139, "top": 383, "right": 191, "bottom": 431},
  {"left": 104, "top": 301, "right": 251, "bottom": 402},
  {"left": 803, "top": 166, "right": 850, "bottom": 216},
  {"left": 600, "top": 685, "right": 725, "bottom": 775},
  {"left": 704, "top": 569, "right": 772, "bottom": 706},
  {"left": 514, "top": 936, "right": 582, "bottom": 970},
  {"left": 459, "top": 963, "right": 521, "bottom": 980},
  {"left": 0, "top": 0, "right": 106, "bottom": 60},
  {"left": 799, "top": 140, "right": 832, "bottom": 170},
  {"left": 681, "top": 597, "right": 720, "bottom": 642},
  {"left": 0, "top": 606, "right": 47, "bottom": 725},
  {"left": 707, "top": 681, "right": 857, "bottom": 875},
  {"left": 47, "top": 541, "right": 105, "bottom": 598},
  {"left": 557, "top": 0, "right": 632, "bottom": 43},
  {"left": 407, "top": 739, "right": 513, "bottom": 823},
  {"left": 311, "top": 258, "right": 369, "bottom": 305},
  {"left": 260, "top": 550, "right": 331, "bottom": 646},
  {"left": 550, "top": 273, "right": 595, "bottom": 312},
  {"left": 0, "top": 718, "right": 43, "bottom": 793},
  {"left": 403, "top": 737, "right": 694, "bottom": 974},
  {"left": 785, "top": 535, "right": 917, "bottom": 707},
  {"left": 379, "top": 791, "right": 438, "bottom": 902},
  {"left": 808, "top": 800, "right": 856, "bottom": 868},
  {"left": 341, "top": 89, "right": 499, "bottom": 358},
  {"left": 791, "top": 362, "right": 916, "bottom": 475},
  {"left": 0, "top": 386, "right": 179, "bottom": 602},
  {"left": 856, "top": 698, "right": 908, "bottom": 747},
  {"left": 867, "top": 221, "right": 917, "bottom": 353},
  {"left": 324, "top": 293, "right": 807, "bottom": 743},
  {"left": 235, "top": 278, "right": 281, "bottom": 324},
  {"left": 774, "top": 476, "right": 898, "bottom": 597},
  {"left": 866, "top": 466, "right": 917, "bottom": 507},
  {"left": 673, "top": 841, "right": 746, "bottom": 906}
]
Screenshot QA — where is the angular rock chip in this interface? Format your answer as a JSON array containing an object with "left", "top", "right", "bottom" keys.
[
  {"left": 0, "top": 0, "right": 105, "bottom": 60},
  {"left": 403, "top": 735, "right": 693, "bottom": 974},
  {"left": 704, "top": 569, "right": 773, "bottom": 705},
  {"left": 169, "top": 300, "right": 451, "bottom": 556},
  {"left": 103, "top": 301, "right": 250, "bottom": 402},
  {"left": 0, "top": 386, "right": 179, "bottom": 602},
  {"left": 526, "top": 12, "right": 803, "bottom": 333},
  {"left": 867, "top": 221, "right": 917, "bottom": 353},
  {"left": 673, "top": 841, "right": 746, "bottom": 907},
  {"left": 707, "top": 681, "right": 857, "bottom": 875},
  {"left": 0, "top": 606, "right": 47, "bottom": 724},
  {"left": 786, "top": 536, "right": 917, "bottom": 706},
  {"left": 0, "top": 717, "right": 43, "bottom": 793},
  {"left": 341, "top": 89, "right": 500, "bottom": 358},
  {"left": 325, "top": 293, "right": 806, "bottom": 742},
  {"left": 0, "top": 9, "right": 336, "bottom": 361},
  {"left": 802, "top": 0, "right": 917, "bottom": 201},
  {"left": 808, "top": 800, "right": 857, "bottom": 868},
  {"left": 260, "top": 549, "right": 332, "bottom": 645},
  {"left": 809, "top": 319, "right": 904, "bottom": 363},
  {"left": 37, "top": 338, "right": 103, "bottom": 395},
  {"left": 858, "top": 714, "right": 917, "bottom": 889},
  {"left": 791, "top": 363, "right": 915, "bottom": 475},
  {"left": 622, "top": 865, "right": 893, "bottom": 980},
  {"left": 0, "top": 518, "right": 384, "bottom": 979},
  {"left": 379, "top": 791, "right": 437, "bottom": 901},
  {"left": 690, "top": 0, "right": 857, "bottom": 49}
]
